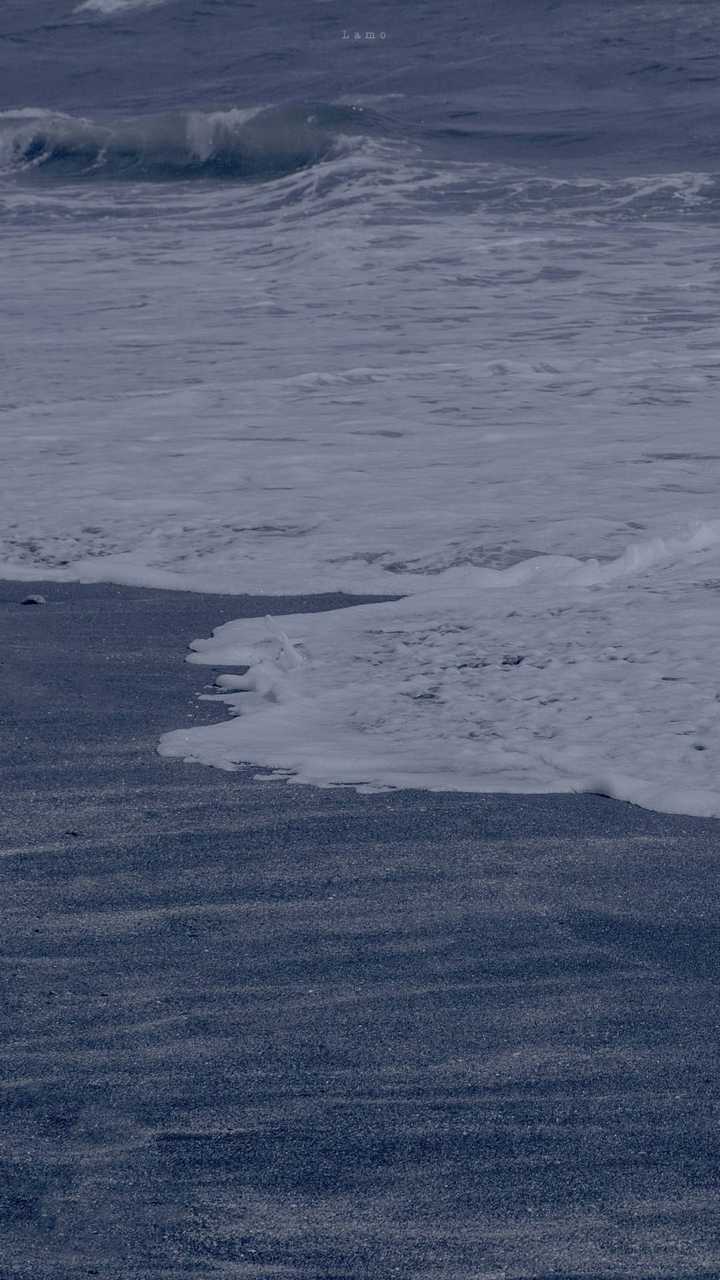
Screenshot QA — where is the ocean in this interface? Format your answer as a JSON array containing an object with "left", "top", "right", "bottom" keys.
[{"left": 3, "top": 0, "right": 720, "bottom": 814}]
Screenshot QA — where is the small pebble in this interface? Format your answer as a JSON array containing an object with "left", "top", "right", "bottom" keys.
[{"left": 21, "top": 594, "right": 46, "bottom": 606}]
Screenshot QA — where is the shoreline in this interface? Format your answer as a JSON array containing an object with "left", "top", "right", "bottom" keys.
[{"left": 1, "top": 579, "right": 719, "bottom": 1278}]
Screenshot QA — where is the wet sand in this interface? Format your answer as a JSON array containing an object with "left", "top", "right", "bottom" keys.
[{"left": 1, "top": 580, "right": 719, "bottom": 1279}]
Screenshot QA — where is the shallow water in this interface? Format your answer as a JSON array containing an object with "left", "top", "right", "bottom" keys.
[{"left": 4, "top": 1, "right": 720, "bottom": 812}]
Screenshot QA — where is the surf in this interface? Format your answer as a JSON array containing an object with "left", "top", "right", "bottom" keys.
[{"left": 0, "top": 103, "right": 379, "bottom": 181}]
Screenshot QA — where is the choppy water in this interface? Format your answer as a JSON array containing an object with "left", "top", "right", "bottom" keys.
[{"left": 4, "top": 1, "right": 720, "bottom": 814}]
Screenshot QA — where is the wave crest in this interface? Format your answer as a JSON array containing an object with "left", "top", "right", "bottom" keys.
[
  {"left": 75, "top": 0, "right": 171, "bottom": 13},
  {"left": 0, "top": 103, "right": 373, "bottom": 181}
]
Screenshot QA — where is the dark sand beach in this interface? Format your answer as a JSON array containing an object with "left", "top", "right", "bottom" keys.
[{"left": 1, "top": 580, "right": 719, "bottom": 1279}]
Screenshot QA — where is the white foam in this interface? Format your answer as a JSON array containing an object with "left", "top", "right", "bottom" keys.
[
  {"left": 5, "top": 146, "right": 720, "bottom": 816},
  {"left": 75, "top": 0, "right": 171, "bottom": 13},
  {"left": 159, "top": 525, "right": 720, "bottom": 816},
  {"left": 185, "top": 108, "right": 266, "bottom": 162}
]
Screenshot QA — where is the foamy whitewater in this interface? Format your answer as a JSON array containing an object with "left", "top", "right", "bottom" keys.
[{"left": 4, "top": 0, "right": 720, "bottom": 815}]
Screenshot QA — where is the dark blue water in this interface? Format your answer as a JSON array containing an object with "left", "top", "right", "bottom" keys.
[{"left": 3, "top": 0, "right": 720, "bottom": 187}]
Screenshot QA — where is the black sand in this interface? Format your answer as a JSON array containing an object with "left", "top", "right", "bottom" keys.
[{"left": 1, "top": 580, "right": 719, "bottom": 1279}]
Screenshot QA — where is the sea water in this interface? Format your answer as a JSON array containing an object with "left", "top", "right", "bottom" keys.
[{"left": 3, "top": 0, "right": 720, "bottom": 814}]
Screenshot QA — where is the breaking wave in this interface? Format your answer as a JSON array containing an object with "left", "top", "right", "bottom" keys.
[
  {"left": 0, "top": 103, "right": 376, "bottom": 181},
  {"left": 75, "top": 0, "right": 173, "bottom": 13}
]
